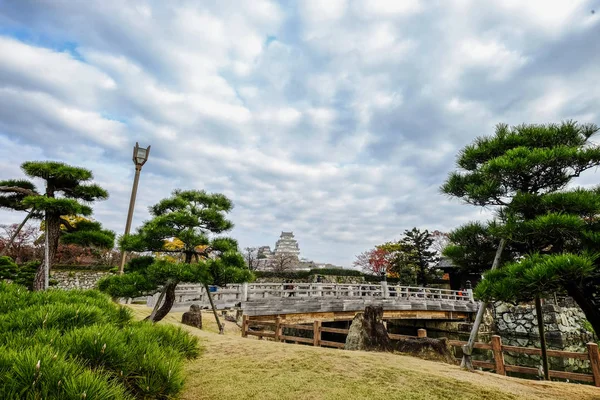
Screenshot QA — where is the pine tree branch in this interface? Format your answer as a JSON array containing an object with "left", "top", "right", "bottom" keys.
[{"left": 0, "top": 186, "right": 38, "bottom": 196}]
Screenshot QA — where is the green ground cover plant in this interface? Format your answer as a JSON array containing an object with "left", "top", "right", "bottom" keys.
[{"left": 0, "top": 281, "right": 199, "bottom": 399}]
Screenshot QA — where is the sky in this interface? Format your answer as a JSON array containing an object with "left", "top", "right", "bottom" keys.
[{"left": 0, "top": 1, "right": 599, "bottom": 267}]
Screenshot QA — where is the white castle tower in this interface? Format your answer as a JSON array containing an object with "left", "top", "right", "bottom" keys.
[{"left": 273, "top": 231, "right": 300, "bottom": 259}]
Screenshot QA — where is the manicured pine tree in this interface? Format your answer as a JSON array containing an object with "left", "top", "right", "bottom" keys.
[
  {"left": 1, "top": 162, "right": 110, "bottom": 290},
  {"left": 442, "top": 121, "right": 600, "bottom": 374},
  {"left": 99, "top": 189, "right": 253, "bottom": 327}
]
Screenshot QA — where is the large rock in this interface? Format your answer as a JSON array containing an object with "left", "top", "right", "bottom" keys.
[
  {"left": 345, "top": 306, "right": 392, "bottom": 351},
  {"left": 394, "top": 337, "right": 455, "bottom": 364},
  {"left": 182, "top": 304, "right": 203, "bottom": 329}
]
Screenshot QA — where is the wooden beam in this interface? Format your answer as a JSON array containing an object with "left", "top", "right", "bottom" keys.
[
  {"left": 587, "top": 342, "right": 600, "bottom": 387},
  {"left": 491, "top": 336, "right": 505, "bottom": 376},
  {"left": 246, "top": 330, "right": 276, "bottom": 338},
  {"left": 242, "top": 315, "right": 248, "bottom": 338},
  {"left": 275, "top": 316, "right": 281, "bottom": 342},
  {"left": 280, "top": 335, "right": 313, "bottom": 344},
  {"left": 313, "top": 320, "right": 321, "bottom": 347},
  {"left": 320, "top": 327, "right": 349, "bottom": 334}
]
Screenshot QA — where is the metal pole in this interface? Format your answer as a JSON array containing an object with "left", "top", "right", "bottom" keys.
[
  {"left": 44, "top": 209, "right": 49, "bottom": 290},
  {"left": 461, "top": 239, "right": 505, "bottom": 370},
  {"left": 119, "top": 165, "right": 142, "bottom": 274}
]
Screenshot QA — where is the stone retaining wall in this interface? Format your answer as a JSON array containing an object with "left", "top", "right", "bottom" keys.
[
  {"left": 493, "top": 301, "right": 593, "bottom": 345},
  {"left": 50, "top": 270, "right": 112, "bottom": 290}
]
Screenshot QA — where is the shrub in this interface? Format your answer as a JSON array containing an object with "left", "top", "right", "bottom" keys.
[
  {"left": 0, "top": 282, "right": 199, "bottom": 399},
  {"left": 0, "top": 344, "right": 130, "bottom": 400}
]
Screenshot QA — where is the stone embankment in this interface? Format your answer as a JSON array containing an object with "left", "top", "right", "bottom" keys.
[
  {"left": 50, "top": 270, "right": 112, "bottom": 290},
  {"left": 493, "top": 302, "right": 593, "bottom": 344}
]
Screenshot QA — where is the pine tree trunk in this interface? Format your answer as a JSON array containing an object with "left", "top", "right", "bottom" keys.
[
  {"left": 461, "top": 238, "right": 505, "bottom": 370},
  {"left": 151, "top": 281, "right": 178, "bottom": 322},
  {"left": 535, "top": 295, "right": 549, "bottom": 380},
  {"left": 145, "top": 288, "right": 167, "bottom": 321},
  {"left": 33, "top": 214, "right": 61, "bottom": 291},
  {"left": 0, "top": 208, "right": 34, "bottom": 257},
  {"left": 204, "top": 282, "right": 224, "bottom": 334},
  {"left": 566, "top": 282, "right": 600, "bottom": 337}
]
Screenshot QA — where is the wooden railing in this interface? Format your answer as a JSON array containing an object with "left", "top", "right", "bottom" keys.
[
  {"left": 149, "top": 282, "right": 475, "bottom": 307},
  {"left": 241, "top": 316, "right": 600, "bottom": 386}
]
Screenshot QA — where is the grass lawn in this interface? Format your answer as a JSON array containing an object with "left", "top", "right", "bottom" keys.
[{"left": 127, "top": 305, "right": 600, "bottom": 400}]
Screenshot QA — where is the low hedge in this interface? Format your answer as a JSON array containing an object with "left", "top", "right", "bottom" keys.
[{"left": 0, "top": 282, "right": 199, "bottom": 399}]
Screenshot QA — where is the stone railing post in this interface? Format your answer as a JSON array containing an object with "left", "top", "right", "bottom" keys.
[
  {"left": 241, "top": 282, "right": 249, "bottom": 302},
  {"left": 380, "top": 281, "right": 389, "bottom": 298},
  {"left": 466, "top": 288, "right": 474, "bottom": 302}
]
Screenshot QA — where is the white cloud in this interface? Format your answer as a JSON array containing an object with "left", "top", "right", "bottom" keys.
[{"left": 0, "top": 0, "right": 598, "bottom": 267}]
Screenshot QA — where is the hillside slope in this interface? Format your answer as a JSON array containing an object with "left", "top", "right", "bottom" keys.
[{"left": 127, "top": 305, "right": 600, "bottom": 400}]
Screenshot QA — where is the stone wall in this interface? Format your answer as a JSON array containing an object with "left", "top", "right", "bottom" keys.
[
  {"left": 493, "top": 302, "right": 593, "bottom": 345},
  {"left": 50, "top": 270, "right": 113, "bottom": 290}
]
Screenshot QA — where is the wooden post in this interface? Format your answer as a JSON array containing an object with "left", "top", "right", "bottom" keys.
[
  {"left": 417, "top": 329, "right": 427, "bottom": 338},
  {"left": 275, "top": 317, "right": 282, "bottom": 342},
  {"left": 535, "top": 295, "right": 549, "bottom": 380},
  {"left": 587, "top": 342, "right": 600, "bottom": 387},
  {"left": 462, "top": 239, "right": 506, "bottom": 370},
  {"left": 313, "top": 320, "right": 321, "bottom": 346},
  {"left": 491, "top": 335, "right": 505, "bottom": 375},
  {"left": 241, "top": 315, "right": 248, "bottom": 338}
]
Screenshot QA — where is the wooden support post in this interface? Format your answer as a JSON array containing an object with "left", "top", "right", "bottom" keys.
[
  {"left": 417, "top": 329, "right": 427, "bottom": 338},
  {"left": 275, "top": 317, "right": 282, "bottom": 342},
  {"left": 242, "top": 315, "right": 248, "bottom": 338},
  {"left": 491, "top": 335, "right": 505, "bottom": 375},
  {"left": 587, "top": 342, "right": 600, "bottom": 387},
  {"left": 313, "top": 320, "right": 321, "bottom": 346},
  {"left": 535, "top": 295, "right": 549, "bottom": 380}
]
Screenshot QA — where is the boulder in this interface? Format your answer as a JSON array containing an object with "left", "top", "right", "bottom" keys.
[
  {"left": 394, "top": 337, "right": 455, "bottom": 364},
  {"left": 345, "top": 306, "right": 392, "bottom": 351},
  {"left": 182, "top": 304, "right": 203, "bottom": 329}
]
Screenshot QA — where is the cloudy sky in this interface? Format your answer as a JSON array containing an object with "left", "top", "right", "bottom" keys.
[{"left": 0, "top": 1, "right": 599, "bottom": 267}]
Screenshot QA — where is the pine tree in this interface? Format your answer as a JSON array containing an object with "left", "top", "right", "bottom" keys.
[
  {"left": 400, "top": 228, "right": 439, "bottom": 286},
  {"left": 1, "top": 162, "right": 110, "bottom": 290},
  {"left": 442, "top": 121, "right": 600, "bottom": 373},
  {"left": 98, "top": 189, "right": 253, "bottom": 325}
]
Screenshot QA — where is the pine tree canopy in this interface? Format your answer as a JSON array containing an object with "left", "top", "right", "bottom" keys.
[
  {"left": 0, "top": 179, "right": 39, "bottom": 211},
  {"left": 475, "top": 253, "right": 596, "bottom": 303},
  {"left": 442, "top": 120, "right": 600, "bottom": 335},
  {"left": 442, "top": 121, "right": 600, "bottom": 206},
  {"left": 101, "top": 189, "right": 253, "bottom": 322}
]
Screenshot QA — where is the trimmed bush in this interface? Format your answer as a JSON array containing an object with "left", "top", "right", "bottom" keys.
[{"left": 0, "top": 282, "right": 199, "bottom": 399}]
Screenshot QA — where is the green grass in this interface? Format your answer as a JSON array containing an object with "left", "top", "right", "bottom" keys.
[{"left": 127, "top": 304, "right": 600, "bottom": 400}]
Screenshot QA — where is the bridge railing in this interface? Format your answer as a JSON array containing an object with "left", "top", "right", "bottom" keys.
[{"left": 148, "top": 282, "right": 474, "bottom": 307}]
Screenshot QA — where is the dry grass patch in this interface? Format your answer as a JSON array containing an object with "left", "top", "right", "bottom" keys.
[{"left": 127, "top": 305, "right": 600, "bottom": 400}]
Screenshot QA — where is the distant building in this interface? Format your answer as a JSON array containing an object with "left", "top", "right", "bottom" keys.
[
  {"left": 273, "top": 231, "right": 300, "bottom": 259},
  {"left": 256, "top": 231, "right": 343, "bottom": 272},
  {"left": 437, "top": 257, "right": 481, "bottom": 290}
]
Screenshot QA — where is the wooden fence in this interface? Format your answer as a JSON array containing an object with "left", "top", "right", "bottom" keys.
[{"left": 241, "top": 315, "right": 600, "bottom": 386}]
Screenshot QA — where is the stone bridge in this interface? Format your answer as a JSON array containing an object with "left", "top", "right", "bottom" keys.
[{"left": 148, "top": 282, "right": 478, "bottom": 323}]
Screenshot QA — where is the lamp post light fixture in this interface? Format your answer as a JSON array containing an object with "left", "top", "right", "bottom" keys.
[{"left": 119, "top": 142, "right": 150, "bottom": 274}]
